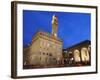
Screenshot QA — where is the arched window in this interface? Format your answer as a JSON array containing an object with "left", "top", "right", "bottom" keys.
[
  {"left": 49, "top": 53, "right": 52, "bottom": 56},
  {"left": 43, "top": 53, "right": 45, "bottom": 55},
  {"left": 88, "top": 45, "right": 91, "bottom": 53},
  {"left": 81, "top": 47, "right": 89, "bottom": 62},
  {"left": 74, "top": 49, "right": 81, "bottom": 62}
]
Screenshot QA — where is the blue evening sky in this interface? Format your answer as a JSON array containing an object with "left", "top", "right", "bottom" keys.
[{"left": 23, "top": 10, "right": 91, "bottom": 48}]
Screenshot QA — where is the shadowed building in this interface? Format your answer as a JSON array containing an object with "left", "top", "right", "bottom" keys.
[
  {"left": 63, "top": 40, "right": 91, "bottom": 67},
  {"left": 23, "top": 15, "right": 63, "bottom": 69}
]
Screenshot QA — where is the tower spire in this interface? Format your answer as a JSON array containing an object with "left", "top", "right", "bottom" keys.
[{"left": 52, "top": 14, "right": 58, "bottom": 37}]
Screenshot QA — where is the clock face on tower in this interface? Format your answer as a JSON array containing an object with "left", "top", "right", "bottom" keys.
[{"left": 54, "top": 33, "right": 57, "bottom": 37}]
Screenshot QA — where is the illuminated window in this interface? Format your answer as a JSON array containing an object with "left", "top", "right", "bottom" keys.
[
  {"left": 54, "top": 33, "right": 57, "bottom": 37},
  {"left": 81, "top": 47, "right": 89, "bottom": 62},
  {"left": 74, "top": 49, "right": 81, "bottom": 62},
  {"left": 47, "top": 43, "right": 50, "bottom": 47}
]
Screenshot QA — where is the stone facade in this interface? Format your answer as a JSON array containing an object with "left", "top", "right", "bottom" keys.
[
  {"left": 23, "top": 15, "right": 63, "bottom": 68},
  {"left": 23, "top": 31, "right": 63, "bottom": 67}
]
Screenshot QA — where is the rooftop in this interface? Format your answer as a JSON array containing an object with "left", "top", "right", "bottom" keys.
[{"left": 32, "top": 30, "right": 62, "bottom": 42}]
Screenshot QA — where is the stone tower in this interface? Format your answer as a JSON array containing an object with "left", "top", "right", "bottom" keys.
[{"left": 52, "top": 14, "right": 58, "bottom": 37}]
